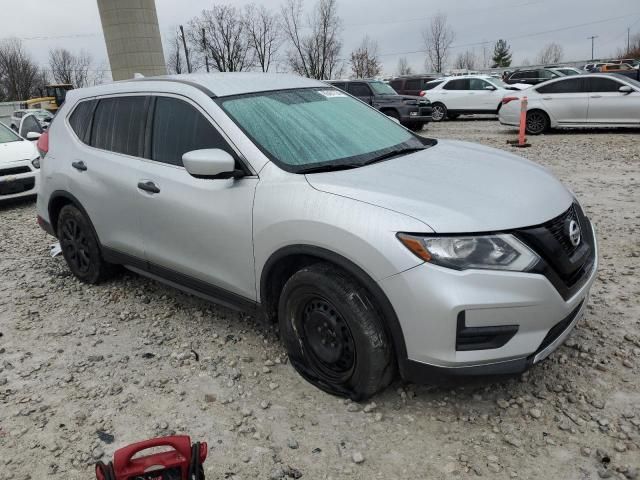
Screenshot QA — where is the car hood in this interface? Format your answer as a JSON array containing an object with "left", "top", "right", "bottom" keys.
[
  {"left": 378, "top": 94, "right": 426, "bottom": 103},
  {"left": 305, "top": 139, "right": 573, "bottom": 233},
  {"left": 0, "top": 140, "right": 37, "bottom": 164}
]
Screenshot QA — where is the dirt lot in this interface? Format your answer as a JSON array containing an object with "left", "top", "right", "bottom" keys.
[{"left": 1, "top": 120, "right": 639, "bottom": 480}]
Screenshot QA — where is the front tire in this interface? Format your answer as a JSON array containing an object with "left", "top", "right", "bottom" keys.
[
  {"left": 57, "top": 205, "right": 114, "bottom": 284},
  {"left": 431, "top": 103, "right": 447, "bottom": 122},
  {"left": 525, "top": 110, "right": 549, "bottom": 135},
  {"left": 278, "top": 263, "right": 395, "bottom": 400}
]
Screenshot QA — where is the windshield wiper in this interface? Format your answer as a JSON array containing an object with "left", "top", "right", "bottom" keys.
[
  {"left": 298, "top": 163, "right": 362, "bottom": 174},
  {"left": 361, "top": 147, "right": 426, "bottom": 166}
]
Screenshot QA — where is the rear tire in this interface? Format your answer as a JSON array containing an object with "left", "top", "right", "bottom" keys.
[
  {"left": 278, "top": 263, "right": 395, "bottom": 400},
  {"left": 57, "top": 205, "right": 114, "bottom": 284},
  {"left": 431, "top": 103, "right": 447, "bottom": 122},
  {"left": 407, "top": 122, "right": 424, "bottom": 132},
  {"left": 525, "top": 110, "right": 549, "bottom": 135}
]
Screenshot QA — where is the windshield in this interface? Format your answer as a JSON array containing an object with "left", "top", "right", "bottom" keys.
[
  {"left": 0, "top": 123, "right": 21, "bottom": 143},
  {"left": 369, "top": 81, "right": 397, "bottom": 95},
  {"left": 486, "top": 78, "right": 508, "bottom": 88},
  {"left": 32, "top": 110, "right": 52, "bottom": 120},
  {"left": 218, "top": 87, "right": 427, "bottom": 172}
]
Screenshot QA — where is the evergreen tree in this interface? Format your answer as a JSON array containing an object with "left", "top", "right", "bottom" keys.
[{"left": 492, "top": 39, "right": 512, "bottom": 67}]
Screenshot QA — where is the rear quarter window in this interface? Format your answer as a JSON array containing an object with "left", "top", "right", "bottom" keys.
[{"left": 68, "top": 100, "right": 97, "bottom": 143}]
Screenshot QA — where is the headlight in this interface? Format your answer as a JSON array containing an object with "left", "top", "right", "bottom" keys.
[
  {"left": 397, "top": 233, "right": 539, "bottom": 272},
  {"left": 31, "top": 157, "right": 40, "bottom": 169}
]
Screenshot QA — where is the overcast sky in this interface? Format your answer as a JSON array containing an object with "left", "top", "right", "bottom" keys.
[{"left": 4, "top": 0, "right": 640, "bottom": 79}]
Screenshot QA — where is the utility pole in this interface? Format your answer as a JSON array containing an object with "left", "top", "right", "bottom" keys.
[
  {"left": 587, "top": 35, "right": 598, "bottom": 60},
  {"left": 628, "top": 28, "right": 631, "bottom": 55},
  {"left": 201, "top": 28, "right": 209, "bottom": 73},
  {"left": 179, "top": 25, "right": 192, "bottom": 73}
]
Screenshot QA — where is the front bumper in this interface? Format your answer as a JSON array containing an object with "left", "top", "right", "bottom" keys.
[
  {"left": 380, "top": 224, "right": 597, "bottom": 381},
  {"left": 0, "top": 160, "right": 39, "bottom": 200},
  {"left": 498, "top": 104, "right": 521, "bottom": 127},
  {"left": 400, "top": 105, "right": 433, "bottom": 124}
]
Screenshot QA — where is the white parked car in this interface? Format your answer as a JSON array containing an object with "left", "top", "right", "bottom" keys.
[
  {"left": 499, "top": 73, "right": 640, "bottom": 134},
  {"left": 420, "top": 75, "right": 522, "bottom": 121},
  {"left": 0, "top": 121, "right": 40, "bottom": 201},
  {"left": 11, "top": 109, "right": 53, "bottom": 131}
]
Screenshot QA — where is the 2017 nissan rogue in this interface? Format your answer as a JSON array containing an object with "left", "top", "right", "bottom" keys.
[{"left": 36, "top": 73, "right": 598, "bottom": 400}]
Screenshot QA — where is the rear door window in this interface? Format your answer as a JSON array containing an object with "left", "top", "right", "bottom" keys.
[
  {"left": 443, "top": 79, "right": 469, "bottom": 90},
  {"left": 150, "top": 96, "right": 234, "bottom": 167},
  {"left": 537, "top": 78, "right": 584, "bottom": 94},
  {"left": 91, "top": 96, "right": 148, "bottom": 157}
]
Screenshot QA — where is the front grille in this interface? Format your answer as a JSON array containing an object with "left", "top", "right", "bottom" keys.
[
  {"left": 542, "top": 204, "right": 579, "bottom": 256},
  {"left": 536, "top": 300, "right": 583, "bottom": 353},
  {"left": 0, "top": 177, "right": 35, "bottom": 196},
  {"left": 515, "top": 203, "right": 595, "bottom": 301},
  {"left": 0, "top": 166, "right": 31, "bottom": 176}
]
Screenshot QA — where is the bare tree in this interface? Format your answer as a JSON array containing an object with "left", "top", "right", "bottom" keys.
[
  {"left": 0, "top": 38, "right": 41, "bottom": 101},
  {"left": 166, "top": 35, "right": 186, "bottom": 74},
  {"left": 397, "top": 57, "right": 413, "bottom": 76},
  {"left": 535, "top": 42, "right": 563, "bottom": 64},
  {"left": 189, "top": 5, "right": 252, "bottom": 72},
  {"left": 245, "top": 3, "right": 281, "bottom": 72},
  {"left": 453, "top": 50, "right": 477, "bottom": 70},
  {"left": 48, "top": 48, "right": 93, "bottom": 88},
  {"left": 422, "top": 12, "right": 455, "bottom": 73},
  {"left": 281, "top": 0, "right": 343, "bottom": 79},
  {"left": 350, "top": 36, "right": 381, "bottom": 79}
]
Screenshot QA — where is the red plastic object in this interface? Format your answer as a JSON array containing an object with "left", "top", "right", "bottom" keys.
[
  {"left": 96, "top": 436, "right": 207, "bottom": 480},
  {"left": 36, "top": 130, "right": 49, "bottom": 158}
]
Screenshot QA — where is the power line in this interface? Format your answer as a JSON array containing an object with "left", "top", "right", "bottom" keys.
[{"left": 378, "top": 12, "right": 638, "bottom": 57}]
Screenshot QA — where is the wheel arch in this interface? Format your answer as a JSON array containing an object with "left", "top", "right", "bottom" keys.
[
  {"left": 260, "top": 244, "right": 409, "bottom": 377},
  {"left": 379, "top": 107, "right": 400, "bottom": 118},
  {"left": 48, "top": 191, "right": 101, "bottom": 248}
]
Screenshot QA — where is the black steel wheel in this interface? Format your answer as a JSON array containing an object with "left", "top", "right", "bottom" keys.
[
  {"left": 278, "top": 263, "right": 395, "bottom": 400},
  {"left": 300, "top": 296, "right": 356, "bottom": 383},
  {"left": 57, "top": 204, "right": 114, "bottom": 284},
  {"left": 430, "top": 103, "right": 447, "bottom": 121},
  {"left": 525, "top": 110, "right": 549, "bottom": 135}
]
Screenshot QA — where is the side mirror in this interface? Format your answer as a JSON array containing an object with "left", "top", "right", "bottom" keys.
[
  {"left": 619, "top": 85, "right": 633, "bottom": 94},
  {"left": 26, "top": 132, "right": 41, "bottom": 140},
  {"left": 484, "top": 85, "right": 497, "bottom": 91},
  {"left": 182, "top": 149, "right": 244, "bottom": 179}
]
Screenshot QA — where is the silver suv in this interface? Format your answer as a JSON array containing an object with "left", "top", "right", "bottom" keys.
[{"left": 37, "top": 73, "right": 597, "bottom": 400}]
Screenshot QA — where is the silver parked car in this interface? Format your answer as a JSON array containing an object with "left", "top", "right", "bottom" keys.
[
  {"left": 36, "top": 73, "right": 597, "bottom": 399},
  {"left": 500, "top": 73, "right": 640, "bottom": 134}
]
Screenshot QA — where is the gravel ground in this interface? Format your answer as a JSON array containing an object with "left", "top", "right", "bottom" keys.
[{"left": 1, "top": 119, "right": 639, "bottom": 480}]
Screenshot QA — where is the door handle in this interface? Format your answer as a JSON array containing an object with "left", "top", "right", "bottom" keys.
[
  {"left": 590, "top": 95, "right": 602, "bottom": 99},
  {"left": 72, "top": 161, "right": 87, "bottom": 171},
  {"left": 137, "top": 181, "right": 160, "bottom": 194},
  {"left": 542, "top": 97, "right": 552, "bottom": 100}
]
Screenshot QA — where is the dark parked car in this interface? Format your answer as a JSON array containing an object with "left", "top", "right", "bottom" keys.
[
  {"left": 388, "top": 75, "right": 439, "bottom": 96},
  {"left": 328, "top": 79, "right": 432, "bottom": 131},
  {"left": 504, "top": 68, "right": 565, "bottom": 86}
]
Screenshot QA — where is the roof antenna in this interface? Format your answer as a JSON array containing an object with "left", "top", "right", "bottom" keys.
[{"left": 133, "top": 73, "right": 145, "bottom": 79}]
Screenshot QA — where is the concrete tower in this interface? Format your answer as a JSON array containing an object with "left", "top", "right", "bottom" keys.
[{"left": 96, "top": 0, "right": 167, "bottom": 81}]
